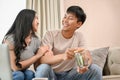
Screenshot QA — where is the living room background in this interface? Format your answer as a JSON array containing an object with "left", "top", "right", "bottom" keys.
[
  {"left": 63, "top": 0, "right": 120, "bottom": 49},
  {"left": 1, "top": 0, "right": 120, "bottom": 49}
]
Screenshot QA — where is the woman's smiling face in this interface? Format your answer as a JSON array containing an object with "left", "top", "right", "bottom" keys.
[{"left": 32, "top": 14, "right": 39, "bottom": 32}]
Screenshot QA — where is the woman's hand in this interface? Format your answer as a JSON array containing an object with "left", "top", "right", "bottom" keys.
[
  {"left": 44, "top": 49, "right": 53, "bottom": 56},
  {"left": 35, "top": 45, "right": 49, "bottom": 59}
]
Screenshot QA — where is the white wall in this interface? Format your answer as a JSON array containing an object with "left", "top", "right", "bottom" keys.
[
  {"left": 0, "top": 0, "right": 26, "bottom": 43},
  {"left": 64, "top": 0, "right": 120, "bottom": 49}
]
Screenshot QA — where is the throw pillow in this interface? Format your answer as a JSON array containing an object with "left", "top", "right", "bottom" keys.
[{"left": 90, "top": 47, "right": 109, "bottom": 71}]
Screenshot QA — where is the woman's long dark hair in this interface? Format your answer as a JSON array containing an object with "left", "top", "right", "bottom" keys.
[{"left": 4, "top": 9, "right": 36, "bottom": 68}]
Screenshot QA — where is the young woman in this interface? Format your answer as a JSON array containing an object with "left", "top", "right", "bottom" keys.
[{"left": 2, "top": 9, "right": 49, "bottom": 80}]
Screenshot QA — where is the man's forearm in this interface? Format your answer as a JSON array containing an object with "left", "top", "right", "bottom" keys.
[{"left": 40, "top": 54, "right": 65, "bottom": 65}]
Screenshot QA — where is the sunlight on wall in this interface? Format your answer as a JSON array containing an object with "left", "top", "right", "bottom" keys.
[{"left": 0, "top": 0, "right": 26, "bottom": 43}]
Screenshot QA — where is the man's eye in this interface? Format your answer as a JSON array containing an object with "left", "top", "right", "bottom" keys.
[
  {"left": 64, "top": 16, "right": 66, "bottom": 18},
  {"left": 69, "top": 17, "right": 74, "bottom": 20}
]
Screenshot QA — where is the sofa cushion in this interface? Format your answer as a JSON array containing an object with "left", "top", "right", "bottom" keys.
[
  {"left": 108, "top": 47, "right": 120, "bottom": 75},
  {"left": 90, "top": 47, "right": 109, "bottom": 71}
]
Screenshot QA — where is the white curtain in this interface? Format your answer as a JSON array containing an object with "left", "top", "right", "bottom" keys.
[{"left": 26, "top": 0, "right": 61, "bottom": 37}]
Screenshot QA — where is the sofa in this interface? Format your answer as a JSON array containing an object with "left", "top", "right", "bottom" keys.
[
  {"left": 0, "top": 44, "right": 12, "bottom": 80},
  {"left": 102, "top": 47, "right": 120, "bottom": 80},
  {"left": 1, "top": 43, "right": 120, "bottom": 80},
  {"left": 90, "top": 47, "right": 120, "bottom": 80}
]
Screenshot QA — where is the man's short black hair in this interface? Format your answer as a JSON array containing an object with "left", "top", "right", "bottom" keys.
[{"left": 67, "top": 6, "right": 86, "bottom": 24}]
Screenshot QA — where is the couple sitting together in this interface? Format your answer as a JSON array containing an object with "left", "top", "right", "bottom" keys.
[{"left": 2, "top": 6, "right": 102, "bottom": 80}]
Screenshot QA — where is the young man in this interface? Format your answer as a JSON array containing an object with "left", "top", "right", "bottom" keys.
[{"left": 35, "top": 6, "right": 102, "bottom": 80}]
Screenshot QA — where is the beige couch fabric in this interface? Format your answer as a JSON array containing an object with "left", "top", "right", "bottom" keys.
[
  {"left": 108, "top": 47, "right": 120, "bottom": 75},
  {"left": 103, "top": 47, "right": 120, "bottom": 80}
]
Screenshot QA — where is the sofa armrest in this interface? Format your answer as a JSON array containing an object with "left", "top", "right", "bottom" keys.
[{"left": 103, "top": 75, "right": 120, "bottom": 80}]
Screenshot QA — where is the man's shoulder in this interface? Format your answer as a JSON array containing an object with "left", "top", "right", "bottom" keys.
[
  {"left": 46, "top": 30, "right": 61, "bottom": 36},
  {"left": 75, "top": 31, "right": 83, "bottom": 37},
  {"left": 47, "top": 29, "right": 60, "bottom": 33}
]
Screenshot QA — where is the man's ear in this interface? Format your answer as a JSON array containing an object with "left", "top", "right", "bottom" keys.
[{"left": 76, "top": 21, "right": 83, "bottom": 29}]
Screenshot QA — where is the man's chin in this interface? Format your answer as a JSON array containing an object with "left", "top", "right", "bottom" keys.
[
  {"left": 62, "top": 27, "right": 69, "bottom": 30},
  {"left": 62, "top": 28, "right": 68, "bottom": 31}
]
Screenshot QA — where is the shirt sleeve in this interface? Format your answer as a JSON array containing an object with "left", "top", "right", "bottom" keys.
[
  {"left": 77, "top": 32, "right": 87, "bottom": 49},
  {"left": 35, "top": 37, "right": 41, "bottom": 48},
  {"left": 4, "top": 35, "right": 15, "bottom": 50},
  {"left": 41, "top": 31, "right": 54, "bottom": 50}
]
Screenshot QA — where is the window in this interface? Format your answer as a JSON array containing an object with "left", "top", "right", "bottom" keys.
[{"left": 0, "top": 0, "right": 26, "bottom": 42}]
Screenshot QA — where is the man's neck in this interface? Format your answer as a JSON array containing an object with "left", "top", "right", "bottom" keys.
[{"left": 61, "top": 30, "right": 74, "bottom": 39}]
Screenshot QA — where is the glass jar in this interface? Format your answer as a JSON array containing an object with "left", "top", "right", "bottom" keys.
[{"left": 74, "top": 50, "right": 88, "bottom": 68}]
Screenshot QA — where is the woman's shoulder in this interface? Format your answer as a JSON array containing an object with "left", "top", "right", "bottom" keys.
[
  {"left": 4, "top": 34, "right": 14, "bottom": 44},
  {"left": 32, "top": 35, "right": 40, "bottom": 42},
  {"left": 3, "top": 34, "right": 15, "bottom": 49},
  {"left": 5, "top": 34, "right": 14, "bottom": 40},
  {"left": 29, "top": 35, "right": 40, "bottom": 50}
]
